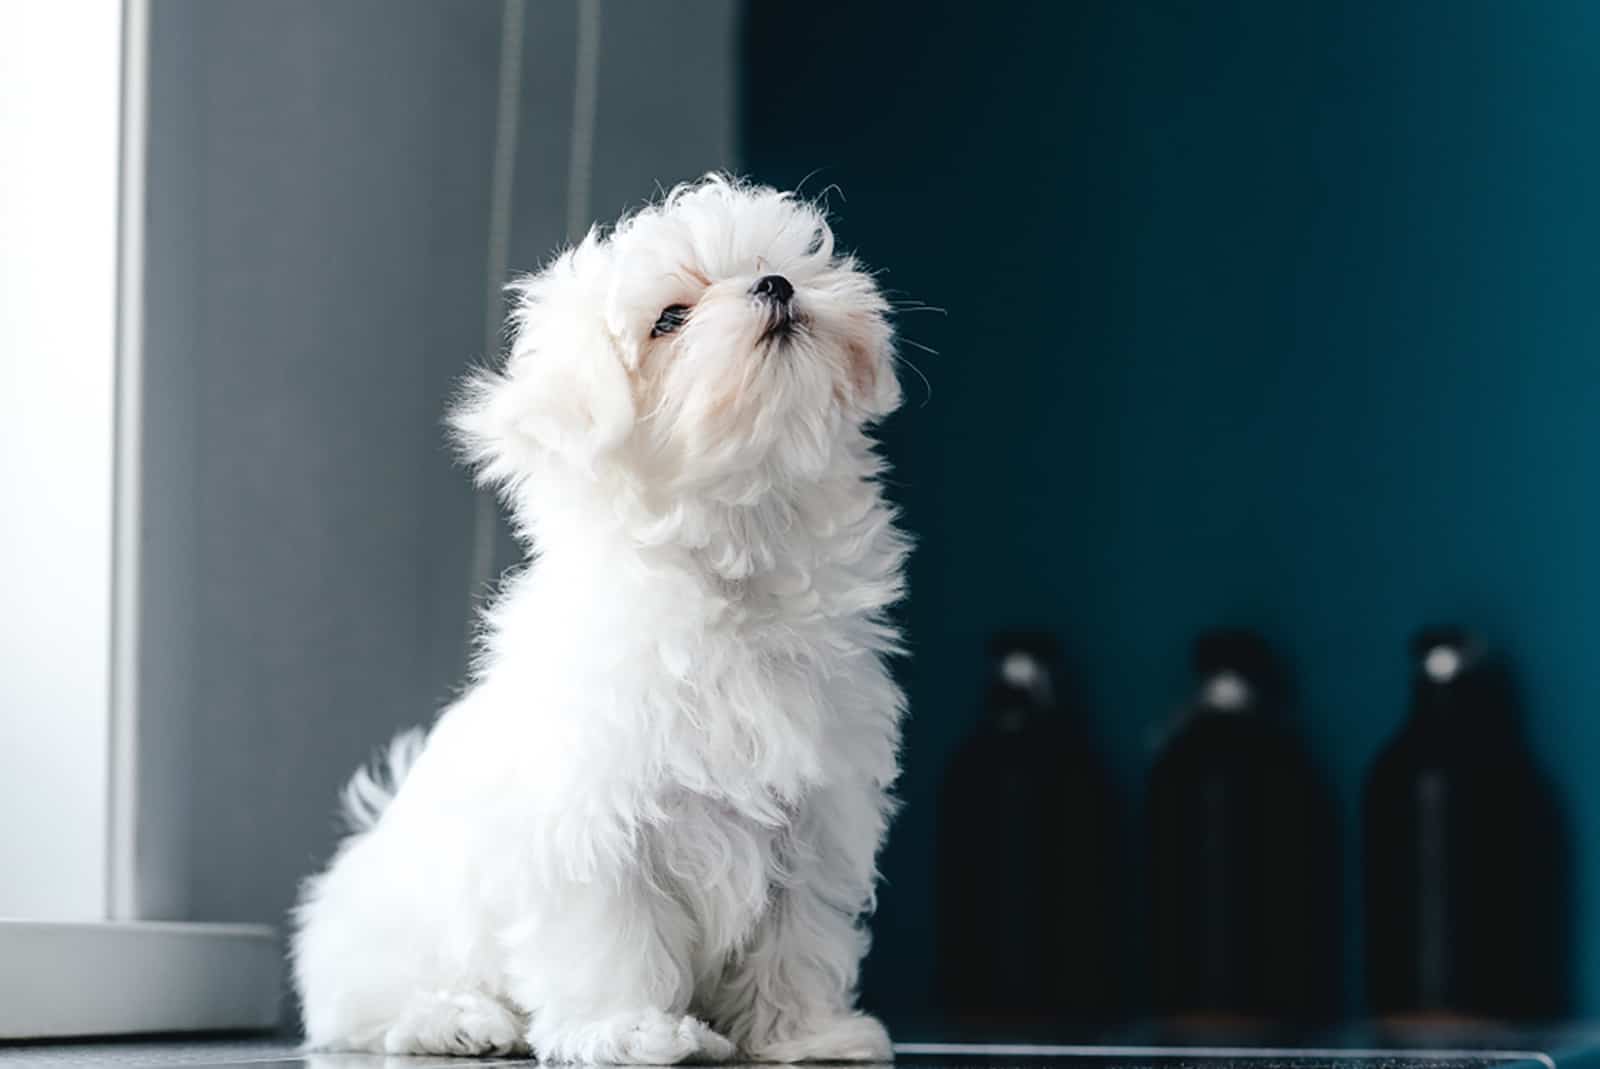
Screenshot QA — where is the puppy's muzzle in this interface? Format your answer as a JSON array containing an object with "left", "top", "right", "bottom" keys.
[{"left": 751, "top": 274, "right": 796, "bottom": 342}]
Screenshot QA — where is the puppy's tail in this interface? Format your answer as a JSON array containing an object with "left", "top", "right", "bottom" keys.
[{"left": 339, "top": 727, "right": 426, "bottom": 833}]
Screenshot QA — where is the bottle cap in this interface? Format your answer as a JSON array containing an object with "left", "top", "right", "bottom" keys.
[
  {"left": 986, "top": 631, "right": 1060, "bottom": 712},
  {"left": 1192, "top": 628, "right": 1282, "bottom": 711},
  {"left": 1202, "top": 669, "right": 1254, "bottom": 712},
  {"left": 1409, "top": 625, "right": 1485, "bottom": 685}
]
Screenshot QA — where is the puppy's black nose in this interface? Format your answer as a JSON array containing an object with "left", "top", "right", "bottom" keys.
[{"left": 751, "top": 274, "right": 794, "bottom": 304}]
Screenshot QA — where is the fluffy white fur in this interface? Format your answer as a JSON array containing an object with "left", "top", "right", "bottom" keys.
[{"left": 292, "top": 175, "right": 909, "bottom": 1063}]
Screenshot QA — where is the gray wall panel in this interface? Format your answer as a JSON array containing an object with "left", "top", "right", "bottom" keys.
[{"left": 139, "top": 2, "right": 738, "bottom": 1016}]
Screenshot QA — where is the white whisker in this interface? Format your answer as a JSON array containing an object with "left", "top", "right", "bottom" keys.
[{"left": 897, "top": 352, "right": 934, "bottom": 408}]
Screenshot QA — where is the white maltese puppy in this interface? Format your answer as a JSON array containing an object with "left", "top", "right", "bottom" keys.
[{"left": 292, "top": 176, "right": 909, "bottom": 1063}]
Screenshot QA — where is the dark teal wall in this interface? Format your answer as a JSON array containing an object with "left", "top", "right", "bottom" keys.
[{"left": 743, "top": 0, "right": 1600, "bottom": 1022}]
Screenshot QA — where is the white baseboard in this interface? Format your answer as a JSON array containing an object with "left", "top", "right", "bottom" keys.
[{"left": 0, "top": 920, "right": 281, "bottom": 1039}]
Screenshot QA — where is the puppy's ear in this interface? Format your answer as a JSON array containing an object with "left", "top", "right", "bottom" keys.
[
  {"left": 847, "top": 313, "right": 903, "bottom": 421},
  {"left": 451, "top": 239, "right": 635, "bottom": 484}
]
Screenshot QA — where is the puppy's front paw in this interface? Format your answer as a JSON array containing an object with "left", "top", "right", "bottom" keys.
[
  {"left": 744, "top": 1013, "right": 892, "bottom": 1063},
  {"left": 536, "top": 1010, "right": 735, "bottom": 1064},
  {"left": 382, "top": 989, "right": 529, "bottom": 1056}
]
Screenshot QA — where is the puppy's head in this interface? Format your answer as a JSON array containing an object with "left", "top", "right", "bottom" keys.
[{"left": 454, "top": 176, "right": 899, "bottom": 514}]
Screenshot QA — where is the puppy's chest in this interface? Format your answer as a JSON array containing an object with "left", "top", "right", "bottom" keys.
[
  {"left": 652, "top": 577, "right": 866, "bottom": 797},
  {"left": 658, "top": 634, "right": 838, "bottom": 795},
  {"left": 646, "top": 791, "right": 783, "bottom": 955}
]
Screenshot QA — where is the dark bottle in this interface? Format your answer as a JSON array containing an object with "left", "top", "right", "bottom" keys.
[
  {"left": 1148, "top": 630, "right": 1337, "bottom": 1030},
  {"left": 935, "top": 633, "right": 1115, "bottom": 1033},
  {"left": 1364, "top": 627, "right": 1566, "bottom": 1022}
]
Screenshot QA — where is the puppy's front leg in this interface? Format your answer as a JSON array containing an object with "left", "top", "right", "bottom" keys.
[
  {"left": 505, "top": 859, "right": 734, "bottom": 1064},
  {"left": 710, "top": 781, "right": 893, "bottom": 1063}
]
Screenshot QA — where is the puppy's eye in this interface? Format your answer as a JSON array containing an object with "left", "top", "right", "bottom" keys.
[{"left": 651, "top": 304, "right": 691, "bottom": 338}]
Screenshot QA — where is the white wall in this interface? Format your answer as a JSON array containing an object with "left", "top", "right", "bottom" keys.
[{"left": 0, "top": 1, "right": 123, "bottom": 919}]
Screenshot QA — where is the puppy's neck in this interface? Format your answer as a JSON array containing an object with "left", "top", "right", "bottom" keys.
[{"left": 524, "top": 440, "right": 889, "bottom": 595}]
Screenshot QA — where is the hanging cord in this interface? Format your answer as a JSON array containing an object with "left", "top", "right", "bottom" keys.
[{"left": 462, "top": 0, "right": 601, "bottom": 666}]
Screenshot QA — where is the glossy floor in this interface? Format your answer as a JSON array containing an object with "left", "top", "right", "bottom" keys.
[{"left": 0, "top": 1039, "right": 1569, "bottom": 1069}]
